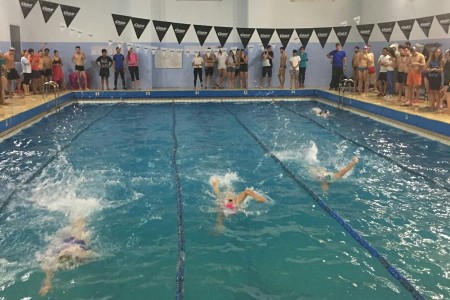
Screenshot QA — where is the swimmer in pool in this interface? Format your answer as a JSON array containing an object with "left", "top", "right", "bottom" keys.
[
  {"left": 211, "top": 177, "right": 266, "bottom": 234},
  {"left": 39, "top": 218, "right": 94, "bottom": 296},
  {"left": 311, "top": 156, "right": 359, "bottom": 192},
  {"left": 312, "top": 107, "right": 330, "bottom": 118}
]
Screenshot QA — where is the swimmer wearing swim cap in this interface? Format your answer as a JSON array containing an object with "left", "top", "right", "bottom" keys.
[
  {"left": 211, "top": 177, "right": 266, "bottom": 234},
  {"left": 311, "top": 156, "right": 359, "bottom": 192}
]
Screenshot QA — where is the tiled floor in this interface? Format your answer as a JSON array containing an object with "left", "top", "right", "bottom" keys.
[{"left": 1, "top": 88, "right": 449, "bottom": 124}]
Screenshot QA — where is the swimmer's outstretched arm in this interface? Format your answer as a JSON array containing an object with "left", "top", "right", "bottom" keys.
[
  {"left": 236, "top": 188, "right": 266, "bottom": 205},
  {"left": 39, "top": 269, "right": 54, "bottom": 296},
  {"left": 334, "top": 156, "right": 359, "bottom": 179},
  {"left": 211, "top": 178, "right": 221, "bottom": 197}
]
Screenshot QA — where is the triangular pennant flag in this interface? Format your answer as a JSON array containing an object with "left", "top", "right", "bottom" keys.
[
  {"left": 257, "top": 28, "right": 275, "bottom": 48},
  {"left": 295, "top": 28, "right": 314, "bottom": 48},
  {"left": 39, "top": 0, "right": 59, "bottom": 23},
  {"left": 88, "top": 34, "right": 93, "bottom": 38},
  {"left": 135, "top": 45, "right": 141, "bottom": 53},
  {"left": 248, "top": 44, "right": 254, "bottom": 51},
  {"left": 131, "top": 17, "right": 150, "bottom": 39},
  {"left": 236, "top": 28, "right": 255, "bottom": 49},
  {"left": 108, "top": 39, "right": 114, "bottom": 46},
  {"left": 259, "top": 44, "right": 265, "bottom": 51},
  {"left": 353, "top": 16, "right": 361, "bottom": 25},
  {"left": 416, "top": 16, "right": 434, "bottom": 37},
  {"left": 126, "top": 42, "right": 133, "bottom": 49},
  {"left": 112, "top": 14, "right": 131, "bottom": 36},
  {"left": 356, "top": 24, "right": 374, "bottom": 44},
  {"left": 144, "top": 46, "right": 149, "bottom": 54},
  {"left": 276, "top": 28, "right": 294, "bottom": 49},
  {"left": 117, "top": 41, "right": 124, "bottom": 48},
  {"left": 333, "top": 26, "right": 351, "bottom": 47},
  {"left": 153, "top": 20, "right": 171, "bottom": 42},
  {"left": 59, "top": 23, "right": 66, "bottom": 32},
  {"left": 70, "top": 28, "right": 75, "bottom": 35},
  {"left": 19, "top": 0, "right": 38, "bottom": 19},
  {"left": 397, "top": 19, "right": 415, "bottom": 40},
  {"left": 176, "top": 49, "right": 183, "bottom": 54},
  {"left": 314, "top": 27, "right": 332, "bottom": 48},
  {"left": 214, "top": 26, "right": 233, "bottom": 47},
  {"left": 377, "top": 22, "right": 396, "bottom": 42},
  {"left": 172, "top": 23, "right": 190, "bottom": 44},
  {"left": 60, "top": 4, "right": 80, "bottom": 27},
  {"left": 77, "top": 29, "right": 82, "bottom": 38},
  {"left": 194, "top": 25, "right": 212, "bottom": 46},
  {"left": 151, "top": 47, "right": 157, "bottom": 55},
  {"left": 436, "top": 13, "right": 450, "bottom": 34},
  {"left": 340, "top": 21, "right": 348, "bottom": 26}
]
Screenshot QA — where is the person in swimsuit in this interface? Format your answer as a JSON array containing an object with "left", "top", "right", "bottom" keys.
[
  {"left": 211, "top": 177, "right": 266, "bottom": 234},
  {"left": 39, "top": 218, "right": 94, "bottom": 296},
  {"left": 72, "top": 46, "right": 88, "bottom": 90},
  {"left": 310, "top": 156, "right": 359, "bottom": 192},
  {"left": 52, "top": 50, "right": 65, "bottom": 91},
  {"left": 239, "top": 49, "right": 248, "bottom": 89},
  {"left": 0, "top": 51, "right": 6, "bottom": 104},
  {"left": 312, "top": 107, "right": 330, "bottom": 118},
  {"left": 357, "top": 46, "right": 372, "bottom": 95}
]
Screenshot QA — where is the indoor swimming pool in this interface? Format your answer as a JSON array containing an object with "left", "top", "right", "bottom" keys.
[{"left": 0, "top": 100, "right": 449, "bottom": 299}]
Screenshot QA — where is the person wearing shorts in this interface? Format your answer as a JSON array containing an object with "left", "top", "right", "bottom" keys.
[
  {"left": 21, "top": 49, "right": 32, "bottom": 96},
  {"left": 425, "top": 48, "right": 445, "bottom": 111},
  {"left": 72, "top": 46, "right": 88, "bottom": 90},
  {"left": 95, "top": 49, "right": 113, "bottom": 90},
  {"left": 260, "top": 45, "right": 273, "bottom": 88},
  {"left": 239, "top": 49, "right": 248, "bottom": 89},
  {"left": 29, "top": 49, "right": 42, "bottom": 94},
  {"left": 127, "top": 48, "right": 140, "bottom": 90},
  {"left": 226, "top": 50, "right": 235, "bottom": 89},
  {"left": 215, "top": 48, "right": 228, "bottom": 88},
  {"left": 234, "top": 49, "right": 240, "bottom": 88},
  {"left": 5, "top": 47, "right": 20, "bottom": 98},
  {"left": 403, "top": 47, "right": 426, "bottom": 106},
  {"left": 289, "top": 49, "right": 300, "bottom": 89},
  {"left": 203, "top": 48, "right": 216, "bottom": 89}
]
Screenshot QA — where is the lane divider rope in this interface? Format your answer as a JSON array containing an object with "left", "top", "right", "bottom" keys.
[{"left": 172, "top": 102, "right": 185, "bottom": 300}]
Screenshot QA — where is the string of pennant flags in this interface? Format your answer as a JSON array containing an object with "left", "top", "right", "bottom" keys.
[{"left": 19, "top": 1, "right": 449, "bottom": 49}]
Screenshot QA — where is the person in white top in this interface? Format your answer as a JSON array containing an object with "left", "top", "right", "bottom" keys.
[
  {"left": 215, "top": 48, "right": 228, "bottom": 89},
  {"left": 377, "top": 47, "right": 391, "bottom": 96},
  {"left": 21, "top": 49, "right": 32, "bottom": 96},
  {"left": 289, "top": 49, "right": 301, "bottom": 89},
  {"left": 192, "top": 52, "right": 204, "bottom": 90}
]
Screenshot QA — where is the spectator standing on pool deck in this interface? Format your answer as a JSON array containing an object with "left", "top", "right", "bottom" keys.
[
  {"left": 216, "top": 48, "right": 228, "bottom": 89},
  {"left": 366, "top": 45, "right": 376, "bottom": 91},
  {"left": 42, "top": 48, "right": 53, "bottom": 83},
  {"left": 5, "top": 47, "right": 20, "bottom": 98},
  {"left": 289, "top": 49, "right": 301, "bottom": 90},
  {"left": 278, "top": 47, "right": 287, "bottom": 89},
  {"left": 127, "top": 48, "right": 140, "bottom": 90},
  {"left": 403, "top": 47, "right": 426, "bottom": 106},
  {"left": 226, "top": 50, "right": 236, "bottom": 89},
  {"left": 21, "top": 50, "right": 31, "bottom": 96},
  {"left": 29, "top": 49, "right": 41, "bottom": 94},
  {"left": 0, "top": 51, "right": 7, "bottom": 103},
  {"left": 299, "top": 46, "right": 308, "bottom": 88},
  {"left": 425, "top": 48, "right": 445, "bottom": 111},
  {"left": 260, "top": 45, "right": 274, "bottom": 88},
  {"left": 441, "top": 50, "right": 450, "bottom": 109},
  {"left": 357, "top": 46, "right": 372, "bottom": 96},
  {"left": 377, "top": 47, "right": 390, "bottom": 97},
  {"left": 204, "top": 48, "right": 216, "bottom": 89},
  {"left": 96, "top": 49, "right": 113, "bottom": 91},
  {"left": 326, "top": 43, "right": 347, "bottom": 91},
  {"left": 113, "top": 47, "right": 126, "bottom": 90},
  {"left": 234, "top": 49, "right": 241, "bottom": 88},
  {"left": 396, "top": 46, "right": 409, "bottom": 101},
  {"left": 192, "top": 51, "right": 204, "bottom": 90},
  {"left": 352, "top": 46, "right": 360, "bottom": 89},
  {"left": 239, "top": 49, "right": 249, "bottom": 89},
  {"left": 52, "top": 50, "right": 64, "bottom": 91},
  {"left": 72, "top": 46, "right": 88, "bottom": 90}
]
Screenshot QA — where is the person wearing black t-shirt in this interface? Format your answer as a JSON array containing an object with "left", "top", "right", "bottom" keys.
[{"left": 96, "top": 49, "right": 113, "bottom": 90}]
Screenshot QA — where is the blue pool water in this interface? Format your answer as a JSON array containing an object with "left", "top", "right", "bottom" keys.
[{"left": 0, "top": 101, "right": 449, "bottom": 299}]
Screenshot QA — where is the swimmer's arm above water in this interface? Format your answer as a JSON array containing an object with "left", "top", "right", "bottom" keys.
[
  {"left": 39, "top": 269, "right": 54, "bottom": 296},
  {"left": 236, "top": 188, "right": 266, "bottom": 205}
]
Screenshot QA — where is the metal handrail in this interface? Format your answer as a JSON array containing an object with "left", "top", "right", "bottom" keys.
[
  {"left": 42, "top": 81, "right": 60, "bottom": 100},
  {"left": 337, "top": 79, "right": 355, "bottom": 109}
]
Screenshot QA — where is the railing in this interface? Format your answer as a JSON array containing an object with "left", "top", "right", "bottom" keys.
[
  {"left": 338, "top": 79, "right": 355, "bottom": 109},
  {"left": 42, "top": 81, "right": 60, "bottom": 100}
]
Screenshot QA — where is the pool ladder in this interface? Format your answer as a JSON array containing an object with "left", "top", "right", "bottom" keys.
[
  {"left": 42, "top": 81, "right": 60, "bottom": 100},
  {"left": 337, "top": 79, "right": 355, "bottom": 109}
]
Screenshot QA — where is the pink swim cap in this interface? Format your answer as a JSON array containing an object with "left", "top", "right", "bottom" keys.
[{"left": 225, "top": 203, "right": 235, "bottom": 210}]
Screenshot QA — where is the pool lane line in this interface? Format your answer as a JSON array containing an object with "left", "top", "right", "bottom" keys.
[
  {"left": 0, "top": 104, "right": 119, "bottom": 216},
  {"left": 172, "top": 102, "right": 185, "bottom": 300},
  {"left": 276, "top": 101, "right": 450, "bottom": 193},
  {"left": 222, "top": 102, "right": 426, "bottom": 300}
]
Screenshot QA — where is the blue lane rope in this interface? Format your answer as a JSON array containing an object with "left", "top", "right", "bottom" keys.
[
  {"left": 172, "top": 102, "right": 185, "bottom": 300},
  {"left": 277, "top": 101, "right": 450, "bottom": 193},
  {"left": 0, "top": 104, "right": 118, "bottom": 216},
  {"left": 222, "top": 102, "right": 425, "bottom": 300}
]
